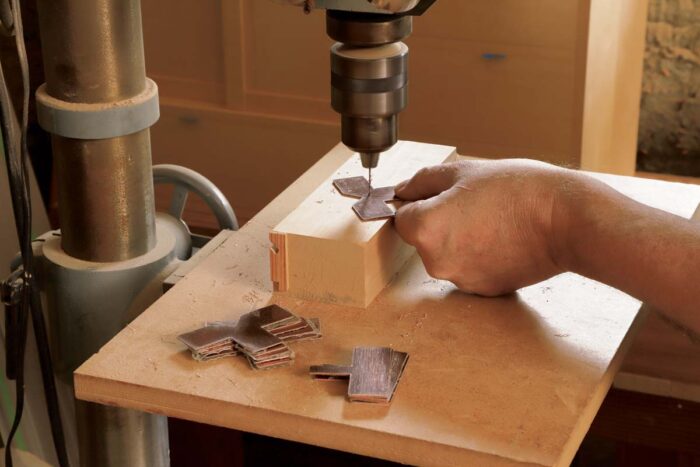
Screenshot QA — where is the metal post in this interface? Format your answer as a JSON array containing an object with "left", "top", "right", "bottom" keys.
[
  {"left": 32, "top": 1, "right": 170, "bottom": 465},
  {"left": 35, "top": 0, "right": 155, "bottom": 262}
]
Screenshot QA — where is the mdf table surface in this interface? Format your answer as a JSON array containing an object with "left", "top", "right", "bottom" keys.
[{"left": 74, "top": 143, "right": 700, "bottom": 467}]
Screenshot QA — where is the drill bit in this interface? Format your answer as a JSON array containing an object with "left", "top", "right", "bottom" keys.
[
  {"left": 360, "top": 152, "right": 379, "bottom": 197},
  {"left": 368, "top": 166, "right": 372, "bottom": 196}
]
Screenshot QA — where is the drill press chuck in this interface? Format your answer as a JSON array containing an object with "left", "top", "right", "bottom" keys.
[{"left": 327, "top": 10, "right": 411, "bottom": 169}]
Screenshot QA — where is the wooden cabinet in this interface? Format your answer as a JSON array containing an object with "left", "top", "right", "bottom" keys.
[{"left": 142, "top": 0, "right": 648, "bottom": 226}]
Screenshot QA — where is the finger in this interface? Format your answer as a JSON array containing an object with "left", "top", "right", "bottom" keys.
[
  {"left": 395, "top": 199, "right": 448, "bottom": 280},
  {"left": 394, "top": 193, "right": 447, "bottom": 247},
  {"left": 395, "top": 200, "right": 430, "bottom": 247},
  {"left": 394, "top": 163, "right": 460, "bottom": 201},
  {"left": 396, "top": 197, "right": 458, "bottom": 283}
]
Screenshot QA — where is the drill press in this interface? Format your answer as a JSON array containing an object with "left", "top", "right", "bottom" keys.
[{"left": 323, "top": 0, "right": 437, "bottom": 188}]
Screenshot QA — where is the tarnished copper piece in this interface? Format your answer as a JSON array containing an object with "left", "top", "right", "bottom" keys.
[
  {"left": 370, "top": 186, "right": 396, "bottom": 201},
  {"left": 310, "top": 347, "right": 409, "bottom": 403},
  {"left": 230, "top": 314, "right": 285, "bottom": 355},
  {"left": 333, "top": 176, "right": 370, "bottom": 198},
  {"left": 252, "top": 305, "right": 298, "bottom": 330},
  {"left": 333, "top": 177, "right": 399, "bottom": 221},
  {"left": 178, "top": 325, "right": 238, "bottom": 361},
  {"left": 309, "top": 365, "right": 352, "bottom": 381},
  {"left": 178, "top": 305, "right": 321, "bottom": 370},
  {"left": 352, "top": 196, "right": 395, "bottom": 221}
]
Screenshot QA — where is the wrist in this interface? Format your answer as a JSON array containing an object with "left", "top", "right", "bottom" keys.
[{"left": 548, "top": 170, "right": 606, "bottom": 274}]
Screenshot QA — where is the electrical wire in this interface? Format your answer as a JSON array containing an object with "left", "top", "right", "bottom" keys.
[
  {"left": 0, "top": 0, "right": 70, "bottom": 465},
  {"left": 0, "top": 45, "right": 32, "bottom": 467}
]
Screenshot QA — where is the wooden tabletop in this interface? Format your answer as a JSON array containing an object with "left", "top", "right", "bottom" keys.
[{"left": 75, "top": 143, "right": 700, "bottom": 467}]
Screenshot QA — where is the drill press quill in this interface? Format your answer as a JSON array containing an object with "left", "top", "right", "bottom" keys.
[{"left": 321, "top": 0, "right": 437, "bottom": 193}]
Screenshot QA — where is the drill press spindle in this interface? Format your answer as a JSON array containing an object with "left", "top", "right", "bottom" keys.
[{"left": 328, "top": 10, "right": 411, "bottom": 184}]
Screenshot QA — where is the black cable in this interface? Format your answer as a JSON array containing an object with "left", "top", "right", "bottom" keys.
[
  {"left": 2, "top": 288, "right": 29, "bottom": 467},
  {"left": 0, "top": 17, "right": 30, "bottom": 467},
  {"left": 28, "top": 280, "right": 70, "bottom": 465},
  {"left": 11, "top": 0, "right": 69, "bottom": 461},
  {"left": 0, "top": 0, "right": 70, "bottom": 465},
  {"left": 0, "top": 53, "right": 32, "bottom": 467}
]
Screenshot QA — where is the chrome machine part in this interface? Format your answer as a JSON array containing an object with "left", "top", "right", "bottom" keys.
[
  {"left": 327, "top": 10, "right": 411, "bottom": 170},
  {"left": 326, "top": 9, "right": 412, "bottom": 46},
  {"left": 35, "top": 0, "right": 156, "bottom": 262},
  {"left": 51, "top": 133, "right": 156, "bottom": 262},
  {"left": 154, "top": 164, "right": 239, "bottom": 254},
  {"left": 34, "top": 216, "right": 185, "bottom": 467},
  {"left": 75, "top": 402, "right": 169, "bottom": 467},
  {"left": 32, "top": 0, "right": 171, "bottom": 465},
  {"left": 153, "top": 164, "right": 239, "bottom": 231},
  {"left": 330, "top": 41, "right": 408, "bottom": 168},
  {"left": 323, "top": 1, "right": 436, "bottom": 169},
  {"left": 20, "top": 162, "right": 237, "bottom": 465}
]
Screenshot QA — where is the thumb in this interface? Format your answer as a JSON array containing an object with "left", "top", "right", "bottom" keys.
[
  {"left": 394, "top": 199, "right": 429, "bottom": 247},
  {"left": 395, "top": 164, "right": 459, "bottom": 201},
  {"left": 394, "top": 193, "right": 446, "bottom": 247}
]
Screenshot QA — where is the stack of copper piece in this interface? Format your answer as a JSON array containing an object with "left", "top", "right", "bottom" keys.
[
  {"left": 310, "top": 347, "right": 409, "bottom": 403},
  {"left": 178, "top": 305, "right": 321, "bottom": 370}
]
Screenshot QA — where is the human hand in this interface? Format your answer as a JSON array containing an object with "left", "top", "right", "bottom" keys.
[{"left": 394, "top": 159, "right": 579, "bottom": 296}]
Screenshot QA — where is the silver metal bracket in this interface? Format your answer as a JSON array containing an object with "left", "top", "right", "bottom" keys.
[
  {"left": 2, "top": 266, "right": 25, "bottom": 380},
  {"left": 1, "top": 266, "right": 24, "bottom": 307}
]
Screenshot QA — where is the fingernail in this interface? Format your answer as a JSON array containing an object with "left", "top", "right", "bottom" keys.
[{"left": 395, "top": 180, "right": 408, "bottom": 193}]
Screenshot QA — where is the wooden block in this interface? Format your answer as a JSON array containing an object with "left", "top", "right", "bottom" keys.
[{"left": 270, "top": 141, "right": 457, "bottom": 308}]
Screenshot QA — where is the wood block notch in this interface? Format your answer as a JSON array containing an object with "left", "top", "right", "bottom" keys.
[{"left": 269, "top": 141, "right": 457, "bottom": 308}]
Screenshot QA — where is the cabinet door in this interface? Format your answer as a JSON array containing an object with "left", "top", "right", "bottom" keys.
[
  {"left": 405, "top": 0, "right": 582, "bottom": 163},
  {"left": 143, "top": 0, "right": 338, "bottom": 226},
  {"left": 405, "top": 37, "right": 578, "bottom": 163}
]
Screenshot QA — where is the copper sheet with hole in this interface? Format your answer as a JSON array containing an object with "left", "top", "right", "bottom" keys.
[{"left": 333, "top": 177, "right": 399, "bottom": 221}]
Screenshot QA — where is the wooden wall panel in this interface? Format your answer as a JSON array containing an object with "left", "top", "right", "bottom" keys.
[
  {"left": 244, "top": 1, "right": 329, "bottom": 102},
  {"left": 149, "top": 101, "right": 337, "bottom": 224},
  {"left": 142, "top": 0, "right": 226, "bottom": 104},
  {"left": 405, "top": 38, "right": 578, "bottom": 163},
  {"left": 416, "top": 0, "right": 580, "bottom": 50},
  {"left": 219, "top": 1, "right": 334, "bottom": 121},
  {"left": 142, "top": 0, "right": 647, "bottom": 229}
]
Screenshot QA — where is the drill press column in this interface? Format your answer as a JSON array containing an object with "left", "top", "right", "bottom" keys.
[{"left": 327, "top": 11, "right": 411, "bottom": 170}]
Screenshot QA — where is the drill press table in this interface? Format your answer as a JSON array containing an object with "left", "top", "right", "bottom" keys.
[{"left": 74, "top": 142, "right": 700, "bottom": 466}]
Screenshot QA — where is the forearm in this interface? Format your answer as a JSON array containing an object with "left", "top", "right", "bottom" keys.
[{"left": 555, "top": 174, "right": 700, "bottom": 334}]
